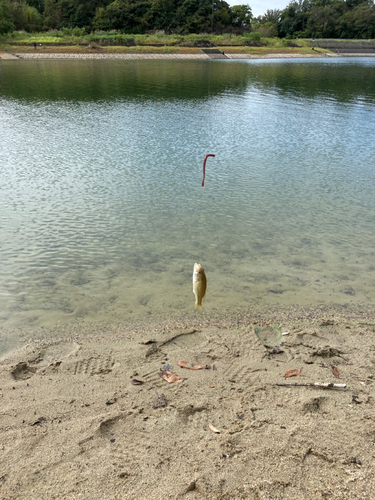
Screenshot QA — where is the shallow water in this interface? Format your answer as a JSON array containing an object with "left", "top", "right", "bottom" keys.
[{"left": 1, "top": 57, "right": 375, "bottom": 354}]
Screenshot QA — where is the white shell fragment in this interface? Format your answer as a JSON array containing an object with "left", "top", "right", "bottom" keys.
[
  {"left": 209, "top": 423, "right": 220, "bottom": 434},
  {"left": 282, "top": 331, "right": 290, "bottom": 336}
]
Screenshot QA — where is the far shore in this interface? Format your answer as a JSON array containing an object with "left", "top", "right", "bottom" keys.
[
  {"left": 2, "top": 47, "right": 375, "bottom": 60},
  {"left": 11, "top": 52, "right": 325, "bottom": 60}
]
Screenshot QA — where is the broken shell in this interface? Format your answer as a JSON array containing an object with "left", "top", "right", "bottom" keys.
[{"left": 209, "top": 423, "right": 220, "bottom": 434}]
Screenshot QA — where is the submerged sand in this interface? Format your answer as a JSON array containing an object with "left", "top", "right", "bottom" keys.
[{"left": 1, "top": 308, "right": 375, "bottom": 499}]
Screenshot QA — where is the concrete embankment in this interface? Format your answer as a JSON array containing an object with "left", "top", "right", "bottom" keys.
[
  {"left": 310, "top": 39, "right": 375, "bottom": 55},
  {"left": 10, "top": 52, "right": 324, "bottom": 60},
  {"left": 0, "top": 52, "right": 19, "bottom": 59}
]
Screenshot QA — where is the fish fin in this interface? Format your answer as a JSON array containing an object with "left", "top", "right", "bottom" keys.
[{"left": 195, "top": 303, "right": 202, "bottom": 312}]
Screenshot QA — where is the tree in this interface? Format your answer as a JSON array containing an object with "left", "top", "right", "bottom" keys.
[
  {"left": 24, "top": 4, "right": 43, "bottom": 29},
  {"left": 340, "top": 2, "right": 375, "bottom": 37},
  {"left": 28, "top": 0, "right": 45, "bottom": 14},
  {"left": 257, "top": 8, "right": 281, "bottom": 24},
  {"left": 43, "top": 0, "right": 64, "bottom": 28},
  {"left": 148, "top": 0, "right": 176, "bottom": 32},
  {"left": 230, "top": 3, "right": 252, "bottom": 28},
  {"left": 93, "top": 5, "right": 110, "bottom": 28},
  {"left": 257, "top": 21, "right": 278, "bottom": 37},
  {"left": 278, "top": 1, "right": 311, "bottom": 37},
  {"left": 212, "top": 0, "right": 232, "bottom": 32},
  {"left": 0, "top": 0, "right": 15, "bottom": 33},
  {"left": 175, "top": 0, "right": 212, "bottom": 33},
  {"left": 307, "top": 5, "right": 339, "bottom": 37}
]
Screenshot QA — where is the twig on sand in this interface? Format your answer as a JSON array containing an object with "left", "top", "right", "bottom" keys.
[{"left": 276, "top": 382, "right": 346, "bottom": 389}]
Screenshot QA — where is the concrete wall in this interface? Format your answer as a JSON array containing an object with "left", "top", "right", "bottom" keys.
[{"left": 310, "top": 39, "right": 375, "bottom": 52}]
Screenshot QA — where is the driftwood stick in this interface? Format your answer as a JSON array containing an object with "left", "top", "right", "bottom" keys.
[{"left": 276, "top": 382, "right": 346, "bottom": 389}]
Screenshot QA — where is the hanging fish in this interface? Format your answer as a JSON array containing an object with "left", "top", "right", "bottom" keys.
[{"left": 193, "top": 263, "right": 207, "bottom": 311}]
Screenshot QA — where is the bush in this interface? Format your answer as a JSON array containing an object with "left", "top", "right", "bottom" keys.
[
  {"left": 72, "top": 26, "right": 85, "bottom": 37},
  {"left": 248, "top": 31, "right": 261, "bottom": 41},
  {"left": 257, "top": 22, "right": 278, "bottom": 38}
]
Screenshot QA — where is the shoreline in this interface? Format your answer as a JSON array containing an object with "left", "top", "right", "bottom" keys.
[
  {"left": 2, "top": 50, "right": 375, "bottom": 60},
  {"left": 2, "top": 302, "right": 375, "bottom": 358},
  {"left": 4, "top": 51, "right": 323, "bottom": 60}
]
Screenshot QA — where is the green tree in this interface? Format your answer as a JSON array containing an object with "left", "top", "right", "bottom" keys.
[
  {"left": 340, "top": 2, "right": 375, "bottom": 37},
  {"left": 7, "top": 0, "right": 25, "bottom": 30},
  {"left": 175, "top": 0, "right": 211, "bottom": 33},
  {"left": 27, "top": 0, "right": 45, "bottom": 14},
  {"left": 102, "top": 0, "right": 152, "bottom": 33},
  {"left": 43, "top": 0, "right": 63, "bottom": 28},
  {"left": 6, "top": 0, "right": 42, "bottom": 30},
  {"left": 257, "top": 8, "right": 281, "bottom": 24},
  {"left": 230, "top": 4, "right": 252, "bottom": 27},
  {"left": 24, "top": 4, "right": 43, "bottom": 29},
  {"left": 0, "top": 0, "right": 15, "bottom": 33},
  {"left": 93, "top": 5, "right": 110, "bottom": 28},
  {"left": 278, "top": 0, "right": 312, "bottom": 37},
  {"left": 307, "top": 5, "right": 339, "bottom": 37},
  {"left": 147, "top": 0, "right": 178, "bottom": 32},
  {"left": 257, "top": 21, "right": 278, "bottom": 37}
]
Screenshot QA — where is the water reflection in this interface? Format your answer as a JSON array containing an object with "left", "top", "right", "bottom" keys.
[
  {"left": 1, "top": 58, "right": 375, "bottom": 104},
  {"left": 0, "top": 60, "right": 250, "bottom": 101}
]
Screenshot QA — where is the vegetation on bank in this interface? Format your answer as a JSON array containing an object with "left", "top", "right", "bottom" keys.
[
  {"left": 1, "top": 30, "right": 311, "bottom": 46},
  {"left": 1, "top": 0, "right": 375, "bottom": 40},
  {"left": 0, "top": 31, "right": 324, "bottom": 54},
  {"left": 1, "top": 33, "right": 327, "bottom": 55}
]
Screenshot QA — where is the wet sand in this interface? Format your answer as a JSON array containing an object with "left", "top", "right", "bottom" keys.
[{"left": 1, "top": 306, "right": 375, "bottom": 499}]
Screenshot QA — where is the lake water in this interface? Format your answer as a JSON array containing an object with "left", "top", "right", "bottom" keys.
[{"left": 1, "top": 57, "right": 375, "bottom": 354}]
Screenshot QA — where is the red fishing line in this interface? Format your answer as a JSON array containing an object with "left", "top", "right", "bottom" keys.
[{"left": 202, "top": 154, "right": 215, "bottom": 187}]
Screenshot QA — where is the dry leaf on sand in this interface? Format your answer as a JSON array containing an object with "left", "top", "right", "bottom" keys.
[
  {"left": 209, "top": 423, "right": 220, "bottom": 434},
  {"left": 332, "top": 366, "right": 339, "bottom": 378},
  {"left": 159, "top": 369, "right": 182, "bottom": 383},
  {"left": 284, "top": 369, "right": 301, "bottom": 378}
]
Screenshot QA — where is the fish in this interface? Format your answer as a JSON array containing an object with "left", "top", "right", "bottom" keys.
[{"left": 193, "top": 263, "right": 207, "bottom": 311}]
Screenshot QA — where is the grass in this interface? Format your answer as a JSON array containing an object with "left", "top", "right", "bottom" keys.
[{"left": 0, "top": 31, "right": 329, "bottom": 55}]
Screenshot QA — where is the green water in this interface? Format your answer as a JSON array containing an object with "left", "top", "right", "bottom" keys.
[{"left": 1, "top": 58, "right": 375, "bottom": 353}]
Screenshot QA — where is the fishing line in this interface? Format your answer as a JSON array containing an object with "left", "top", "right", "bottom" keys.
[
  {"left": 192, "top": 64, "right": 217, "bottom": 310},
  {"left": 202, "top": 154, "right": 215, "bottom": 187}
]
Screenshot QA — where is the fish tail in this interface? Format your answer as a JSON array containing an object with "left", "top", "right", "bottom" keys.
[{"left": 195, "top": 303, "right": 202, "bottom": 312}]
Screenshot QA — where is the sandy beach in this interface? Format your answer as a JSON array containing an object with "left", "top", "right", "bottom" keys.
[{"left": 1, "top": 306, "right": 375, "bottom": 499}]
